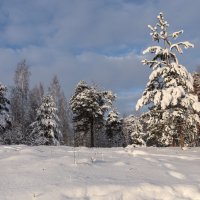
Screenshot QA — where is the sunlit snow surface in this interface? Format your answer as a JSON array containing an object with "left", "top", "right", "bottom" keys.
[{"left": 1, "top": 146, "right": 200, "bottom": 200}]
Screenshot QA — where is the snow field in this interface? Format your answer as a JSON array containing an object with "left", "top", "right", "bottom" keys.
[{"left": 0, "top": 146, "right": 200, "bottom": 200}]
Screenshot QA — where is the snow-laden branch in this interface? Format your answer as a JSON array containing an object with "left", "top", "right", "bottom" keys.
[
  {"left": 170, "top": 41, "right": 194, "bottom": 54},
  {"left": 143, "top": 46, "right": 162, "bottom": 55},
  {"left": 170, "top": 30, "right": 184, "bottom": 39}
]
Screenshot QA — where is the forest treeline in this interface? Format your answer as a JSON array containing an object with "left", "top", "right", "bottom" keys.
[
  {"left": 1, "top": 13, "right": 200, "bottom": 148},
  {"left": 0, "top": 58, "right": 200, "bottom": 148}
]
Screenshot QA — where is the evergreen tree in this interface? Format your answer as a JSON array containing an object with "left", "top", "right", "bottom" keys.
[
  {"left": 49, "top": 75, "right": 71, "bottom": 144},
  {"left": 136, "top": 12, "right": 200, "bottom": 147},
  {"left": 0, "top": 83, "right": 11, "bottom": 144},
  {"left": 193, "top": 73, "right": 200, "bottom": 101},
  {"left": 106, "top": 110, "right": 124, "bottom": 147},
  {"left": 193, "top": 72, "right": 200, "bottom": 145},
  {"left": 142, "top": 111, "right": 173, "bottom": 146},
  {"left": 122, "top": 115, "right": 146, "bottom": 147},
  {"left": 70, "top": 81, "right": 115, "bottom": 147},
  {"left": 48, "top": 75, "right": 63, "bottom": 143},
  {"left": 30, "top": 95, "right": 60, "bottom": 145}
]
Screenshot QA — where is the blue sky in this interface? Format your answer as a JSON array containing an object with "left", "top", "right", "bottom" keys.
[{"left": 0, "top": 0, "right": 200, "bottom": 115}]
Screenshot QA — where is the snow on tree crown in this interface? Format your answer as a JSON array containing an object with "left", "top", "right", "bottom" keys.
[
  {"left": 136, "top": 12, "right": 197, "bottom": 111},
  {"left": 142, "top": 12, "right": 194, "bottom": 68}
]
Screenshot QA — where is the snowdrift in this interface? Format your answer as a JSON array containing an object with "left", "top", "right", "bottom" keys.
[{"left": 1, "top": 146, "right": 200, "bottom": 200}]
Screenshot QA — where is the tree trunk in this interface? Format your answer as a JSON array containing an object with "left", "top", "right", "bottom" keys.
[
  {"left": 172, "top": 137, "right": 176, "bottom": 147},
  {"left": 179, "top": 129, "right": 184, "bottom": 148},
  {"left": 90, "top": 118, "right": 94, "bottom": 147},
  {"left": 179, "top": 124, "right": 185, "bottom": 148},
  {"left": 177, "top": 118, "right": 184, "bottom": 148},
  {"left": 196, "top": 123, "right": 200, "bottom": 146}
]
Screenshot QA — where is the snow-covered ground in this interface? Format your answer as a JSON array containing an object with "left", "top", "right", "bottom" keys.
[{"left": 1, "top": 146, "right": 200, "bottom": 200}]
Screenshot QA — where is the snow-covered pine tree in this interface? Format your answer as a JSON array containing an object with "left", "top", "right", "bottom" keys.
[
  {"left": 70, "top": 81, "right": 115, "bottom": 147},
  {"left": 106, "top": 110, "right": 124, "bottom": 147},
  {"left": 193, "top": 72, "right": 200, "bottom": 145},
  {"left": 30, "top": 95, "right": 60, "bottom": 145},
  {"left": 49, "top": 75, "right": 64, "bottom": 143},
  {"left": 0, "top": 83, "right": 11, "bottom": 144},
  {"left": 48, "top": 75, "right": 72, "bottom": 145},
  {"left": 136, "top": 12, "right": 200, "bottom": 147},
  {"left": 193, "top": 73, "right": 200, "bottom": 101},
  {"left": 122, "top": 115, "right": 146, "bottom": 147},
  {"left": 141, "top": 110, "right": 173, "bottom": 146}
]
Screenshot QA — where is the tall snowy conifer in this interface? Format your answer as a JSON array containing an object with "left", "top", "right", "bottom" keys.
[
  {"left": 70, "top": 81, "right": 115, "bottom": 147},
  {"left": 136, "top": 12, "right": 200, "bottom": 147},
  {"left": 30, "top": 95, "right": 60, "bottom": 145},
  {"left": 48, "top": 76, "right": 71, "bottom": 145},
  {"left": 0, "top": 83, "right": 11, "bottom": 144},
  {"left": 193, "top": 72, "right": 200, "bottom": 145},
  {"left": 48, "top": 76, "right": 63, "bottom": 143},
  {"left": 106, "top": 110, "right": 124, "bottom": 147},
  {"left": 122, "top": 115, "right": 146, "bottom": 147},
  {"left": 193, "top": 73, "right": 200, "bottom": 101}
]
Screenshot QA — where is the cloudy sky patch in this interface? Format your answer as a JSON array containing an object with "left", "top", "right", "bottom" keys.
[{"left": 0, "top": 0, "right": 200, "bottom": 115}]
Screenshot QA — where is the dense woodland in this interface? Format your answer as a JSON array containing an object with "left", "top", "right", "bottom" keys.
[{"left": 0, "top": 13, "right": 200, "bottom": 148}]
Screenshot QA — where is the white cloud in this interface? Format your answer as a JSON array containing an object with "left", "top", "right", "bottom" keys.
[{"left": 0, "top": 0, "right": 200, "bottom": 114}]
